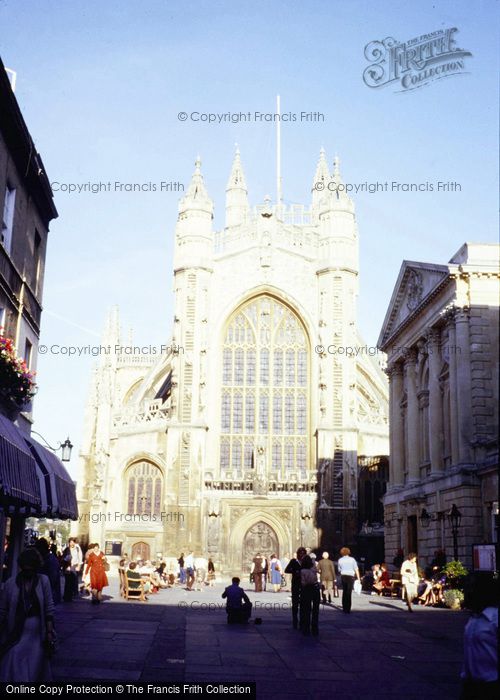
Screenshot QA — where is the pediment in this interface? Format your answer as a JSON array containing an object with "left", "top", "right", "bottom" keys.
[{"left": 378, "top": 261, "right": 449, "bottom": 348}]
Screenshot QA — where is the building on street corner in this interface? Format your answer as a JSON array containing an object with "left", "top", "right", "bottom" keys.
[
  {"left": 378, "top": 243, "right": 499, "bottom": 569},
  {"left": 0, "top": 57, "right": 78, "bottom": 579}
]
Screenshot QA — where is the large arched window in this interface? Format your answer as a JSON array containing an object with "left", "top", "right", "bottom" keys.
[
  {"left": 125, "top": 461, "right": 163, "bottom": 516},
  {"left": 220, "top": 295, "right": 309, "bottom": 478}
]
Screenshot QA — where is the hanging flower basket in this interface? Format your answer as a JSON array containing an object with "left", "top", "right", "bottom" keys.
[{"left": 0, "top": 329, "right": 37, "bottom": 418}]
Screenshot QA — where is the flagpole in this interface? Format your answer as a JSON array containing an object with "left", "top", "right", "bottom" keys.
[{"left": 276, "top": 94, "right": 282, "bottom": 213}]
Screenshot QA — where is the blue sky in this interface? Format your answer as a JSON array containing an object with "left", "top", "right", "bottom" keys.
[{"left": 0, "top": 0, "right": 498, "bottom": 477}]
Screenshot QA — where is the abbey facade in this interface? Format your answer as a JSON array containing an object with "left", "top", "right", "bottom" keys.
[{"left": 77, "top": 149, "right": 389, "bottom": 574}]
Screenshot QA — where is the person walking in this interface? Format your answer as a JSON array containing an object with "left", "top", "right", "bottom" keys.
[
  {"left": 269, "top": 554, "right": 282, "bottom": 592},
  {"left": 85, "top": 543, "right": 108, "bottom": 604},
  {"left": 178, "top": 553, "right": 186, "bottom": 585},
  {"left": 0, "top": 548, "right": 55, "bottom": 682},
  {"left": 284, "top": 547, "right": 307, "bottom": 629},
  {"left": 207, "top": 558, "right": 216, "bottom": 586},
  {"left": 300, "top": 555, "right": 320, "bottom": 636},
  {"left": 184, "top": 552, "right": 195, "bottom": 590},
  {"left": 338, "top": 547, "right": 361, "bottom": 613},
  {"left": 80, "top": 543, "right": 93, "bottom": 596},
  {"left": 251, "top": 553, "right": 265, "bottom": 592},
  {"left": 317, "top": 551, "right": 336, "bottom": 604},
  {"left": 35, "top": 538, "right": 61, "bottom": 605},
  {"left": 460, "top": 572, "right": 498, "bottom": 699},
  {"left": 401, "top": 552, "right": 419, "bottom": 612},
  {"left": 61, "top": 538, "right": 82, "bottom": 602}
]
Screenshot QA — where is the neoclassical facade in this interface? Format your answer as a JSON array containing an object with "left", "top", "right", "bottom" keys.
[
  {"left": 378, "top": 243, "right": 499, "bottom": 568},
  {"left": 78, "top": 149, "right": 388, "bottom": 573}
]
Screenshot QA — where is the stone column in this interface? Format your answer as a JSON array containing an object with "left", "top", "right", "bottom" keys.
[
  {"left": 428, "top": 328, "right": 444, "bottom": 474},
  {"left": 446, "top": 310, "right": 460, "bottom": 465},
  {"left": 454, "top": 307, "right": 473, "bottom": 463},
  {"left": 405, "top": 349, "right": 420, "bottom": 484},
  {"left": 389, "top": 363, "right": 404, "bottom": 488}
]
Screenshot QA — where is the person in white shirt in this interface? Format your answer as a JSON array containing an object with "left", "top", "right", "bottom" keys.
[
  {"left": 62, "top": 538, "right": 83, "bottom": 601},
  {"left": 460, "top": 572, "right": 498, "bottom": 699},
  {"left": 337, "top": 547, "right": 361, "bottom": 613},
  {"left": 400, "top": 553, "right": 419, "bottom": 612}
]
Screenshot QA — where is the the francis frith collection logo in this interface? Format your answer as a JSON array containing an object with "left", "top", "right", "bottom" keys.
[{"left": 363, "top": 28, "right": 472, "bottom": 92}]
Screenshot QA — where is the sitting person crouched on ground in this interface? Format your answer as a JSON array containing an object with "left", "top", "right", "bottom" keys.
[{"left": 222, "top": 576, "right": 252, "bottom": 624}]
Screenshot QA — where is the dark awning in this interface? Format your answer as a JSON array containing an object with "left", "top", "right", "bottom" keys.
[
  {"left": 25, "top": 437, "right": 78, "bottom": 520},
  {"left": 0, "top": 414, "right": 41, "bottom": 509}
]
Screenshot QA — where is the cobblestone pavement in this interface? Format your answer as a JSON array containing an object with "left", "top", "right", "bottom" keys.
[{"left": 52, "top": 575, "right": 467, "bottom": 699}]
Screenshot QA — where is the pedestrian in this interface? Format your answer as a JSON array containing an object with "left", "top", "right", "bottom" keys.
[
  {"left": 84, "top": 543, "right": 109, "bottom": 604},
  {"left": 400, "top": 552, "right": 419, "bottom": 612},
  {"left": 207, "top": 558, "right": 216, "bottom": 586},
  {"left": 34, "top": 538, "right": 61, "bottom": 605},
  {"left": 337, "top": 547, "right": 361, "bottom": 613},
  {"left": 300, "top": 555, "right": 320, "bottom": 636},
  {"left": 269, "top": 554, "right": 282, "bottom": 592},
  {"left": 61, "top": 538, "right": 82, "bottom": 602},
  {"left": 317, "top": 551, "right": 337, "bottom": 603},
  {"left": 281, "top": 553, "right": 290, "bottom": 590},
  {"left": 178, "top": 552, "right": 186, "bottom": 585},
  {"left": 284, "top": 547, "right": 307, "bottom": 629},
  {"left": 262, "top": 555, "right": 268, "bottom": 591},
  {"left": 0, "top": 548, "right": 55, "bottom": 682},
  {"left": 251, "top": 552, "right": 265, "bottom": 592},
  {"left": 460, "top": 572, "right": 498, "bottom": 699},
  {"left": 80, "top": 543, "right": 93, "bottom": 596},
  {"left": 184, "top": 551, "right": 195, "bottom": 590},
  {"left": 222, "top": 577, "right": 253, "bottom": 624}
]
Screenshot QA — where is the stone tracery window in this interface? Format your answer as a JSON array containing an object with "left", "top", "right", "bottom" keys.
[
  {"left": 220, "top": 296, "right": 309, "bottom": 477},
  {"left": 125, "top": 461, "right": 163, "bottom": 516}
]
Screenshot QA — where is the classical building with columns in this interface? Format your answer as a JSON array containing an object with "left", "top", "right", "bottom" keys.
[
  {"left": 77, "top": 149, "right": 388, "bottom": 573},
  {"left": 378, "top": 243, "right": 499, "bottom": 568}
]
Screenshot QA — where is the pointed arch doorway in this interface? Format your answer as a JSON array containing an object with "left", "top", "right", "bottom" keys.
[
  {"left": 242, "top": 521, "right": 279, "bottom": 570},
  {"left": 131, "top": 541, "right": 150, "bottom": 561}
]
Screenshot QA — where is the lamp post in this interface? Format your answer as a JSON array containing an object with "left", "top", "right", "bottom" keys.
[
  {"left": 31, "top": 431, "right": 73, "bottom": 462},
  {"left": 447, "top": 503, "right": 462, "bottom": 561},
  {"left": 419, "top": 508, "right": 431, "bottom": 529}
]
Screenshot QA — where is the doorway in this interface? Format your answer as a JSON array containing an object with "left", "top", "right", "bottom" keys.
[
  {"left": 242, "top": 521, "right": 279, "bottom": 572},
  {"left": 407, "top": 515, "right": 418, "bottom": 554},
  {"left": 131, "top": 541, "right": 150, "bottom": 561}
]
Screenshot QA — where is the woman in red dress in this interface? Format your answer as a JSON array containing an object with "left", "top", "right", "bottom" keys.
[{"left": 85, "top": 543, "right": 108, "bottom": 604}]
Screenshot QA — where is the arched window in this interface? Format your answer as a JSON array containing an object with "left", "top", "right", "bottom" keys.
[
  {"left": 125, "top": 461, "right": 163, "bottom": 516},
  {"left": 220, "top": 296, "right": 309, "bottom": 477}
]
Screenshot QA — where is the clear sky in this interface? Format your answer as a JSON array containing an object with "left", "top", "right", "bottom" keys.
[{"left": 0, "top": 0, "right": 498, "bottom": 478}]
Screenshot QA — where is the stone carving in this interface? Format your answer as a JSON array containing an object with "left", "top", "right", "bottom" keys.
[
  {"left": 231, "top": 507, "right": 251, "bottom": 525},
  {"left": 406, "top": 269, "right": 423, "bottom": 311},
  {"left": 253, "top": 444, "right": 268, "bottom": 495},
  {"left": 275, "top": 508, "right": 291, "bottom": 522},
  {"left": 207, "top": 515, "right": 220, "bottom": 551}
]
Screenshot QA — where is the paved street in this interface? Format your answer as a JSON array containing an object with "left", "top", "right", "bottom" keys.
[{"left": 52, "top": 573, "right": 468, "bottom": 699}]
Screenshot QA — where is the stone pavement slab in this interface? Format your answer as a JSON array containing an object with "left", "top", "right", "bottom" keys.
[{"left": 51, "top": 576, "right": 467, "bottom": 699}]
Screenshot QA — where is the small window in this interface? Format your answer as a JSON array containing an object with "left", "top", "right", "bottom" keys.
[
  {"left": 2, "top": 185, "right": 16, "bottom": 253},
  {"left": 34, "top": 230, "right": 42, "bottom": 292},
  {"left": 24, "top": 339, "right": 33, "bottom": 367}
]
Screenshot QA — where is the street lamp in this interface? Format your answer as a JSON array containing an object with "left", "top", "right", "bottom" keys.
[
  {"left": 419, "top": 508, "right": 431, "bottom": 529},
  {"left": 447, "top": 503, "right": 462, "bottom": 561},
  {"left": 31, "top": 431, "right": 73, "bottom": 462}
]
